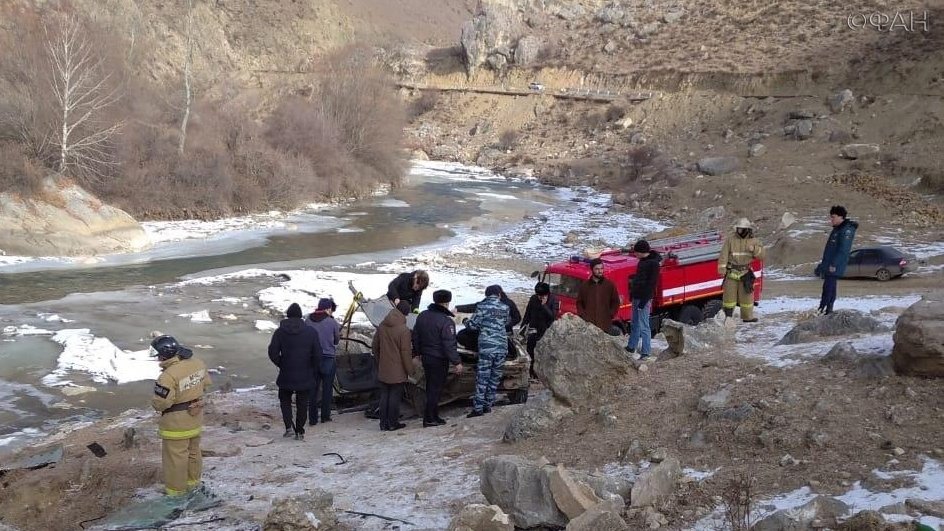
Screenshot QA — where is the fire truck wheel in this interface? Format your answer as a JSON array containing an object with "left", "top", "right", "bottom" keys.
[
  {"left": 702, "top": 299, "right": 723, "bottom": 320},
  {"left": 677, "top": 304, "right": 704, "bottom": 326}
]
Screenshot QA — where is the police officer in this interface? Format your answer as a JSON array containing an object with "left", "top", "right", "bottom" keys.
[
  {"left": 717, "top": 218, "right": 765, "bottom": 323},
  {"left": 150, "top": 335, "right": 211, "bottom": 496},
  {"left": 465, "top": 285, "right": 510, "bottom": 418}
]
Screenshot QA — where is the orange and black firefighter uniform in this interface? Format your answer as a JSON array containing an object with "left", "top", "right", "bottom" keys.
[
  {"left": 150, "top": 335, "right": 211, "bottom": 496},
  {"left": 717, "top": 218, "right": 765, "bottom": 323}
]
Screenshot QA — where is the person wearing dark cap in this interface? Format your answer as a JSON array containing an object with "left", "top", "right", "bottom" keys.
[
  {"left": 373, "top": 301, "right": 414, "bottom": 431},
  {"left": 413, "top": 289, "right": 464, "bottom": 427},
  {"left": 815, "top": 205, "right": 858, "bottom": 315},
  {"left": 268, "top": 303, "right": 322, "bottom": 440},
  {"left": 576, "top": 257, "right": 621, "bottom": 334},
  {"left": 625, "top": 240, "right": 661, "bottom": 359},
  {"left": 455, "top": 285, "right": 521, "bottom": 354},
  {"left": 520, "top": 281, "right": 559, "bottom": 377},
  {"left": 465, "top": 285, "right": 511, "bottom": 418},
  {"left": 306, "top": 298, "right": 341, "bottom": 425},
  {"left": 386, "top": 270, "right": 430, "bottom": 313}
]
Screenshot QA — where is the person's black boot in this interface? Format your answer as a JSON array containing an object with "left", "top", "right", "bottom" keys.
[
  {"left": 466, "top": 410, "right": 485, "bottom": 418},
  {"left": 723, "top": 307, "right": 734, "bottom": 318}
]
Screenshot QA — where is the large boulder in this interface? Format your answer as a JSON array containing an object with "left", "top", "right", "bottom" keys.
[
  {"left": 480, "top": 455, "right": 568, "bottom": 529},
  {"left": 776, "top": 310, "right": 886, "bottom": 345},
  {"left": 514, "top": 35, "right": 542, "bottom": 65},
  {"left": 0, "top": 179, "right": 150, "bottom": 257},
  {"left": 548, "top": 464, "right": 603, "bottom": 519},
  {"left": 629, "top": 457, "right": 681, "bottom": 508},
  {"left": 448, "top": 504, "right": 514, "bottom": 531},
  {"left": 565, "top": 503, "right": 629, "bottom": 530},
  {"left": 753, "top": 496, "right": 849, "bottom": 531},
  {"left": 829, "top": 89, "right": 855, "bottom": 113},
  {"left": 696, "top": 156, "right": 740, "bottom": 176},
  {"left": 892, "top": 295, "right": 944, "bottom": 377},
  {"left": 460, "top": 1, "right": 523, "bottom": 77},
  {"left": 840, "top": 143, "right": 881, "bottom": 160},
  {"left": 480, "top": 456, "right": 631, "bottom": 529},
  {"left": 661, "top": 315, "right": 727, "bottom": 357},
  {"left": 263, "top": 489, "right": 339, "bottom": 531},
  {"left": 534, "top": 313, "right": 635, "bottom": 407},
  {"left": 503, "top": 391, "right": 573, "bottom": 442}
]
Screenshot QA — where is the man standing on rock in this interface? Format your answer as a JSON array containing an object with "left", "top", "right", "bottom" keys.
[
  {"left": 718, "top": 218, "right": 765, "bottom": 323},
  {"left": 150, "top": 335, "right": 211, "bottom": 495},
  {"left": 576, "top": 258, "right": 621, "bottom": 335},
  {"left": 306, "top": 298, "right": 340, "bottom": 425},
  {"left": 268, "top": 303, "right": 322, "bottom": 440},
  {"left": 465, "top": 285, "right": 511, "bottom": 418},
  {"left": 520, "top": 282, "right": 559, "bottom": 378},
  {"left": 625, "top": 240, "right": 661, "bottom": 360},
  {"left": 815, "top": 205, "right": 858, "bottom": 315},
  {"left": 413, "top": 289, "right": 464, "bottom": 427},
  {"left": 373, "top": 301, "right": 414, "bottom": 431},
  {"left": 387, "top": 270, "right": 430, "bottom": 313}
]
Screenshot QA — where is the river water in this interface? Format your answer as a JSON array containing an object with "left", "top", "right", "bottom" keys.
[{"left": 0, "top": 162, "right": 668, "bottom": 454}]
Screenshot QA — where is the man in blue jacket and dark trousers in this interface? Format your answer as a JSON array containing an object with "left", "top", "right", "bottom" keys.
[{"left": 815, "top": 205, "right": 858, "bottom": 315}]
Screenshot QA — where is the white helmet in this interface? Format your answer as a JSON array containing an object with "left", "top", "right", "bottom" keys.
[{"left": 734, "top": 218, "right": 753, "bottom": 229}]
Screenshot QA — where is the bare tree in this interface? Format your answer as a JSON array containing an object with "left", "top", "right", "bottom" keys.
[
  {"left": 178, "top": 0, "right": 194, "bottom": 155},
  {"left": 45, "top": 17, "right": 122, "bottom": 178}
]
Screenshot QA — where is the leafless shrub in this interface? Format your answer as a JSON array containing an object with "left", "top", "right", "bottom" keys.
[
  {"left": 721, "top": 470, "right": 756, "bottom": 531},
  {"left": 605, "top": 104, "right": 626, "bottom": 122},
  {"left": 625, "top": 146, "right": 660, "bottom": 181},
  {"left": 0, "top": 142, "right": 44, "bottom": 195},
  {"left": 497, "top": 129, "right": 521, "bottom": 150},
  {"left": 409, "top": 91, "right": 440, "bottom": 119}
]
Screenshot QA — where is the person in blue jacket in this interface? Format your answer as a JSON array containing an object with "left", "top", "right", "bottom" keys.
[
  {"left": 814, "top": 205, "right": 858, "bottom": 315},
  {"left": 464, "top": 285, "right": 511, "bottom": 418}
]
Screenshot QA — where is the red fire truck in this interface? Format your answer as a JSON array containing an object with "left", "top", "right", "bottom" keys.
[{"left": 535, "top": 230, "right": 764, "bottom": 333}]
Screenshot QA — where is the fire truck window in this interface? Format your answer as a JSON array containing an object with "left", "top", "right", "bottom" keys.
[{"left": 546, "top": 274, "right": 581, "bottom": 298}]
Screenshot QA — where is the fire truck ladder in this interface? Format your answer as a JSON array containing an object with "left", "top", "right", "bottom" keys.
[{"left": 650, "top": 230, "right": 723, "bottom": 266}]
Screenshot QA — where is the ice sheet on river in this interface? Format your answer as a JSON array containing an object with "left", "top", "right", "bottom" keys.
[{"left": 42, "top": 329, "right": 159, "bottom": 386}]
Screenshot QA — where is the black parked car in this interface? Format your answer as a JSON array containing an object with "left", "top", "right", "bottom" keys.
[{"left": 842, "top": 246, "right": 910, "bottom": 281}]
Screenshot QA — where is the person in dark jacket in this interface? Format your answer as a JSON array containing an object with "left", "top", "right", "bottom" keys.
[
  {"left": 520, "top": 282, "right": 559, "bottom": 378},
  {"left": 305, "top": 298, "right": 341, "bottom": 425},
  {"left": 386, "top": 270, "right": 430, "bottom": 313},
  {"left": 576, "top": 258, "right": 621, "bottom": 334},
  {"left": 455, "top": 286, "right": 521, "bottom": 354},
  {"left": 373, "top": 301, "right": 414, "bottom": 431},
  {"left": 815, "top": 205, "right": 859, "bottom": 315},
  {"left": 625, "top": 240, "right": 661, "bottom": 359},
  {"left": 268, "top": 303, "right": 322, "bottom": 440},
  {"left": 412, "top": 289, "right": 464, "bottom": 427}
]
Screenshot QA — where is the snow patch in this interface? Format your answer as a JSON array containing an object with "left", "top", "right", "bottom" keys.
[
  {"left": 254, "top": 320, "right": 278, "bottom": 332},
  {"left": 43, "top": 329, "right": 159, "bottom": 385},
  {"left": 374, "top": 198, "right": 410, "bottom": 208},
  {"left": 177, "top": 310, "right": 213, "bottom": 323},
  {"left": 2, "top": 324, "right": 54, "bottom": 337}
]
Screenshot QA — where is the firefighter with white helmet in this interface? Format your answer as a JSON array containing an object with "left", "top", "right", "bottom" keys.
[
  {"left": 150, "top": 335, "right": 211, "bottom": 496},
  {"left": 717, "top": 218, "right": 765, "bottom": 323}
]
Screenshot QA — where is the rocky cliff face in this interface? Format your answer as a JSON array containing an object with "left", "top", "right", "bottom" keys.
[{"left": 0, "top": 179, "right": 149, "bottom": 257}]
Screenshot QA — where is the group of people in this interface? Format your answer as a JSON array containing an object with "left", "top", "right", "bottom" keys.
[{"left": 146, "top": 206, "right": 857, "bottom": 496}]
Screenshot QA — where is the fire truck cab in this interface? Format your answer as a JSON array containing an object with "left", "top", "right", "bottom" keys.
[{"left": 536, "top": 230, "right": 764, "bottom": 334}]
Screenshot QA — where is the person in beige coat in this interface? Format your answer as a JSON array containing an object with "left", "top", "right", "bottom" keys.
[
  {"left": 717, "top": 218, "right": 765, "bottom": 322},
  {"left": 372, "top": 301, "right": 414, "bottom": 431}
]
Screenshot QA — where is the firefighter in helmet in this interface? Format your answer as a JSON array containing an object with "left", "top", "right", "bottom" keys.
[
  {"left": 150, "top": 335, "right": 211, "bottom": 496},
  {"left": 717, "top": 218, "right": 765, "bottom": 323}
]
